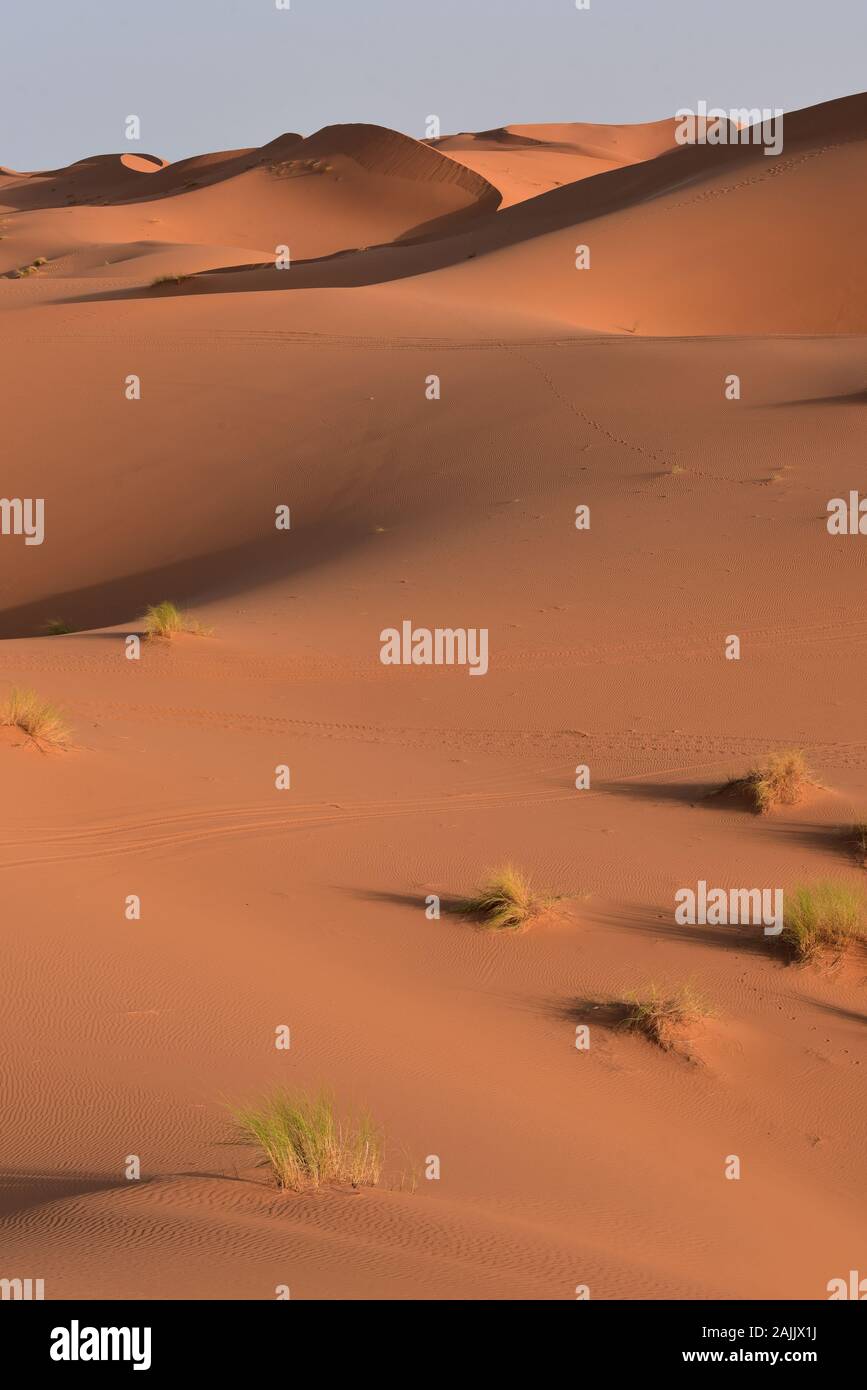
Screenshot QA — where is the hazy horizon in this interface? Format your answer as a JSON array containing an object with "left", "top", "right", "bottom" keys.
[{"left": 3, "top": 0, "right": 866, "bottom": 168}]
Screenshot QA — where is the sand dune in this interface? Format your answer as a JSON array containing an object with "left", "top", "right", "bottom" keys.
[
  {"left": 0, "top": 124, "right": 500, "bottom": 282},
  {"left": 1, "top": 93, "right": 866, "bottom": 1300},
  {"left": 431, "top": 118, "right": 680, "bottom": 205},
  {"left": 27, "top": 92, "right": 862, "bottom": 335}
]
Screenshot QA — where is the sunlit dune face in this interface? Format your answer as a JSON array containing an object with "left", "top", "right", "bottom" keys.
[{"left": 120, "top": 153, "right": 166, "bottom": 173}]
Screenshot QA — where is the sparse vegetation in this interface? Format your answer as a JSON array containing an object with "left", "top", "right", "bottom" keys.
[
  {"left": 619, "top": 983, "right": 709, "bottom": 1050},
  {"left": 458, "top": 863, "right": 539, "bottom": 931},
  {"left": 230, "top": 1089, "right": 383, "bottom": 1192},
  {"left": 11, "top": 258, "right": 47, "bottom": 278},
  {"left": 729, "top": 749, "right": 813, "bottom": 814},
  {"left": 43, "top": 617, "right": 72, "bottom": 636},
  {"left": 268, "top": 157, "right": 333, "bottom": 179},
  {"left": 150, "top": 273, "right": 189, "bottom": 287},
  {"left": 143, "top": 600, "right": 212, "bottom": 640},
  {"left": 781, "top": 882, "right": 865, "bottom": 962},
  {"left": 1, "top": 688, "right": 70, "bottom": 748}
]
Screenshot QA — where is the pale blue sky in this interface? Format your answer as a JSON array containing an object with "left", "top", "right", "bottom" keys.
[{"left": 2, "top": 0, "right": 865, "bottom": 169}]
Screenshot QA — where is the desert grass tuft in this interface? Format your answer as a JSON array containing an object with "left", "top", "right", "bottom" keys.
[
  {"left": 43, "top": 617, "right": 73, "bottom": 635},
  {"left": 1, "top": 688, "right": 70, "bottom": 748},
  {"left": 781, "top": 882, "right": 865, "bottom": 962},
  {"left": 268, "top": 157, "right": 333, "bottom": 178},
  {"left": 143, "top": 600, "right": 211, "bottom": 640},
  {"left": 150, "top": 273, "right": 189, "bottom": 287},
  {"left": 230, "top": 1089, "right": 383, "bottom": 1192},
  {"left": 729, "top": 749, "right": 812, "bottom": 814},
  {"left": 619, "top": 983, "right": 709, "bottom": 1050},
  {"left": 458, "top": 863, "right": 538, "bottom": 931}
]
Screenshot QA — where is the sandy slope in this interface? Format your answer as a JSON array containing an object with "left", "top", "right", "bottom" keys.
[
  {"left": 1, "top": 98, "right": 866, "bottom": 1300},
  {"left": 430, "top": 118, "right": 680, "bottom": 206}
]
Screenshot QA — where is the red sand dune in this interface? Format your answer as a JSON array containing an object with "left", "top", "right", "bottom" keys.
[
  {"left": 0, "top": 93, "right": 866, "bottom": 1300},
  {"left": 430, "top": 117, "right": 681, "bottom": 205}
]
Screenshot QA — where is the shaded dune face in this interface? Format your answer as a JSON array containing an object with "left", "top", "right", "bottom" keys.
[
  {"left": 1, "top": 93, "right": 867, "bottom": 1303},
  {"left": 0, "top": 123, "right": 502, "bottom": 275}
]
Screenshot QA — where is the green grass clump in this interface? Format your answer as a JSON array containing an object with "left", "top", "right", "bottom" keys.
[
  {"left": 143, "top": 600, "right": 211, "bottom": 640},
  {"left": 230, "top": 1089, "right": 383, "bottom": 1192},
  {"left": 737, "top": 749, "right": 812, "bottom": 814},
  {"left": 459, "top": 864, "right": 538, "bottom": 931},
  {"left": 1, "top": 688, "right": 70, "bottom": 748},
  {"left": 619, "top": 983, "right": 709, "bottom": 1050},
  {"left": 144, "top": 600, "right": 184, "bottom": 638},
  {"left": 43, "top": 617, "right": 72, "bottom": 635},
  {"left": 781, "top": 882, "right": 865, "bottom": 962}
]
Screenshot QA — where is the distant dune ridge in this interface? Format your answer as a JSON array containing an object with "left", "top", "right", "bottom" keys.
[
  {"left": 1, "top": 91, "right": 867, "bottom": 1301},
  {"left": 2, "top": 93, "right": 866, "bottom": 329}
]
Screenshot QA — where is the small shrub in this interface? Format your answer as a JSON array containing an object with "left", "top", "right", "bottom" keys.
[
  {"left": 781, "top": 882, "right": 865, "bottom": 962},
  {"left": 1, "top": 688, "right": 70, "bottom": 748},
  {"left": 150, "top": 273, "right": 189, "bottom": 287},
  {"left": 459, "top": 864, "right": 537, "bottom": 931},
  {"left": 619, "top": 983, "right": 709, "bottom": 1050},
  {"left": 732, "top": 749, "right": 812, "bottom": 814},
  {"left": 143, "top": 600, "right": 211, "bottom": 640},
  {"left": 144, "top": 600, "right": 184, "bottom": 638},
  {"left": 43, "top": 617, "right": 72, "bottom": 635},
  {"left": 230, "top": 1089, "right": 383, "bottom": 1192}
]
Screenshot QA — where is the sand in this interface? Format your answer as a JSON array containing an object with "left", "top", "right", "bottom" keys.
[{"left": 1, "top": 98, "right": 865, "bottom": 1300}]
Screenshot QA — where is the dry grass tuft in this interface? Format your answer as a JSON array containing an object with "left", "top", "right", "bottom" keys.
[
  {"left": 1, "top": 688, "right": 70, "bottom": 748},
  {"left": 781, "top": 882, "right": 865, "bottom": 962},
  {"left": 230, "top": 1089, "right": 383, "bottom": 1192},
  {"left": 727, "top": 749, "right": 813, "bottom": 814},
  {"left": 458, "top": 864, "right": 541, "bottom": 931},
  {"left": 143, "top": 600, "right": 212, "bottom": 640},
  {"left": 619, "top": 983, "right": 709, "bottom": 1050}
]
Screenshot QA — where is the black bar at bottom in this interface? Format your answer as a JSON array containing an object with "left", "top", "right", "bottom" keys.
[{"left": 3, "top": 1298, "right": 861, "bottom": 1373}]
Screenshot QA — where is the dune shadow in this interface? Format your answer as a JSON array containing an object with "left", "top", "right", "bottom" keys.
[
  {"left": 599, "top": 778, "right": 741, "bottom": 810},
  {"left": 35, "top": 629, "right": 146, "bottom": 642},
  {"left": 0, "top": 522, "right": 366, "bottom": 640},
  {"left": 590, "top": 897, "right": 784, "bottom": 960},
  {"left": 759, "top": 819, "right": 855, "bottom": 860},
  {"left": 805, "top": 999, "right": 867, "bottom": 1027},
  {"left": 548, "top": 996, "right": 632, "bottom": 1029},
  {"left": 0, "top": 1167, "right": 144, "bottom": 1220},
  {"left": 772, "top": 389, "right": 867, "bottom": 409},
  {"left": 349, "top": 887, "right": 467, "bottom": 916}
]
